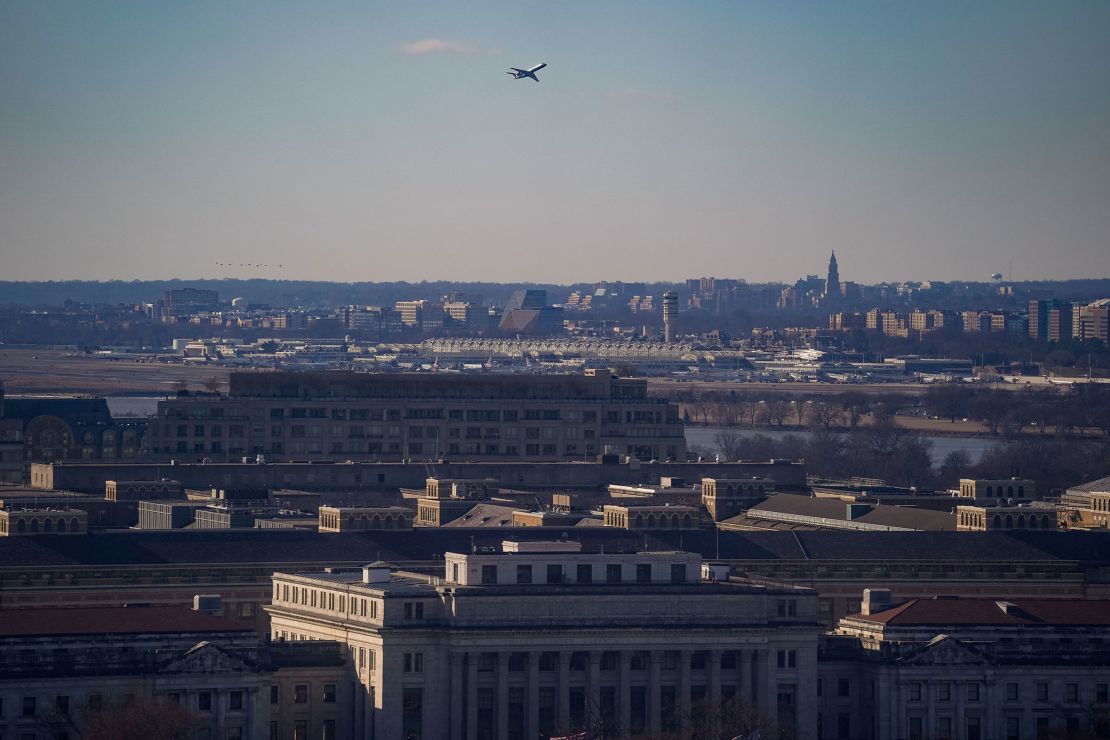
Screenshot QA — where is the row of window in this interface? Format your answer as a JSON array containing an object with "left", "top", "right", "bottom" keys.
[
  {"left": 472, "top": 562, "right": 689, "bottom": 585},
  {"left": 168, "top": 406, "right": 638, "bottom": 424},
  {"left": 904, "top": 680, "right": 1109, "bottom": 704},
  {"left": 274, "top": 583, "right": 379, "bottom": 619}
]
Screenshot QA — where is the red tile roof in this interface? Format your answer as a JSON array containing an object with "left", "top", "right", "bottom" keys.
[
  {"left": 0, "top": 606, "right": 253, "bottom": 637},
  {"left": 853, "top": 598, "right": 1110, "bottom": 627}
]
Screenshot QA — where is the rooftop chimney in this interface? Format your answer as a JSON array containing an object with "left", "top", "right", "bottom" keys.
[{"left": 861, "top": 588, "right": 892, "bottom": 616}]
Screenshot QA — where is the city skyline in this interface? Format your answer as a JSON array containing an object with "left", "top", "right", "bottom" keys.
[{"left": 3, "top": 1, "right": 1109, "bottom": 284}]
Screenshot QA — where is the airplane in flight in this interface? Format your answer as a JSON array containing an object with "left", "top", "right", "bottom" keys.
[{"left": 507, "top": 63, "right": 547, "bottom": 82}]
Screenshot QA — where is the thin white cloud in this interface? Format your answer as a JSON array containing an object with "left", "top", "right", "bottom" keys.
[{"left": 400, "top": 38, "right": 476, "bottom": 56}]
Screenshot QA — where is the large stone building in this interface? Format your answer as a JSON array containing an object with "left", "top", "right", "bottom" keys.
[
  {"left": 0, "top": 599, "right": 353, "bottom": 740},
  {"left": 0, "top": 383, "right": 144, "bottom": 482},
  {"left": 819, "top": 590, "right": 1110, "bottom": 740},
  {"left": 267, "top": 541, "right": 820, "bottom": 739},
  {"left": 143, "top": 370, "right": 685, "bottom": 464}
]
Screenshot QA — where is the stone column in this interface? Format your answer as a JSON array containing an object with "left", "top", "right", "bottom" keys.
[
  {"left": 756, "top": 649, "right": 775, "bottom": 724},
  {"left": 557, "top": 652, "right": 571, "bottom": 732},
  {"left": 449, "top": 653, "right": 465, "bottom": 740},
  {"left": 709, "top": 649, "right": 722, "bottom": 709},
  {"left": 496, "top": 651, "right": 510, "bottom": 740},
  {"left": 466, "top": 652, "right": 479, "bottom": 740},
  {"left": 741, "top": 649, "right": 753, "bottom": 704},
  {"left": 678, "top": 649, "right": 692, "bottom": 727},
  {"left": 527, "top": 651, "right": 540, "bottom": 740},
  {"left": 587, "top": 651, "right": 601, "bottom": 731},
  {"left": 648, "top": 652, "right": 662, "bottom": 734},
  {"left": 618, "top": 651, "right": 632, "bottom": 736}
]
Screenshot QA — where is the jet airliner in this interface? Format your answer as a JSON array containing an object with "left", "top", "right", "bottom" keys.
[{"left": 507, "top": 63, "right": 547, "bottom": 81}]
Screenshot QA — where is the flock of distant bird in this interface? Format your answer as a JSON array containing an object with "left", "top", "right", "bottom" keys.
[{"left": 215, "top": 262, "right": 284, "bottom": 269}]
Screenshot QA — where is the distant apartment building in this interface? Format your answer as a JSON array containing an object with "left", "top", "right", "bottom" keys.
[
  {"left": 266, "top": 542, "right": 819, "bottom": 739},
  {"left": 1073, "top": 299, "right": 1110, "bottom": 343},
  {"left": 828, "top": 312, "right": 865, "bottom": 331},
  {"left": 145, "top": 370, "right": 686, "bottom": 463},
  {"left": 163, "top": 287, "right": 220, "bottom": 317},
  {"left": 1029, "top": 299, "right": 1074, "bottom": 342},
  {"left": 960, "top": 311, "right": 991, "bottom": 333}
]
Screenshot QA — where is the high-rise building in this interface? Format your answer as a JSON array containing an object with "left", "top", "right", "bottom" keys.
[
  {"left": 1073, "top": 299, "right": 1110, "bottom": 343},
  {"left": 825, "top": 252, "right": 840, "bottom": 297},
  {"left": 662, "top": 291, "right": 678, "bottom": 343}
]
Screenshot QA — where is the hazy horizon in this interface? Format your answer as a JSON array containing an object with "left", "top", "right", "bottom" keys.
[{"left": 3, "top": 1, "right": 1109, "bottom": 284}]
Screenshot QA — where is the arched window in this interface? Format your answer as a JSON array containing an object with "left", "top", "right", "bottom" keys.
[
  {"left": 1042, "top": 515, "right": 1051, "bottom": 528},
  {"left": 1007, "top": 486, "right": 1014, "bottom": 497},
  {"left": 57, "top": 519, "right": 67, "bottom": 533},
  {"left": 1018, "top": 486, "right": 1025, "bottom": 497},
  {"left": 1017, "top": 515, "right": 1026, "bottom": 528},
  {"left": 43, "top": 519, "right": 54, "bottom": 533},
  {"left": 1029, "top": 516, "right": 1038, "bottom": 529},
  {"left": 993, "top": 515, "right": 1001, "bottom": 528},
  {"left": 383, "top": 516, "right": 393, "bottom": 529},
  {"left": 30, "top": 519, "right": 39, "bottom": 533},
  {"left": 17, "top": 519, "right": 26, "bottom": 533}
]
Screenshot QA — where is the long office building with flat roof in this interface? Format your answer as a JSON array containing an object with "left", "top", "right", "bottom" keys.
[{"left": 144, "top": 370, "right": 685, "bottom": 464}]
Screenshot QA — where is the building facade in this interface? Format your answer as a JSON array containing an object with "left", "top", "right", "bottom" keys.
[
  {"left": 819, "top": 590, "right": 1110, "bottom": 740},
  {"left": 144, "top": 370, "right": 685, "bottom": 464},
  {"left": 266, "top": 542, "right": 820, "bottom": 740}
]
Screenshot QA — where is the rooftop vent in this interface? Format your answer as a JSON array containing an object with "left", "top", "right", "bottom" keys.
[
  {"left": 192, "top": 594, "right": 224, "bottom": 616},
  {"left": 362, "top": 564, "right": 391, "bottom": 583}
]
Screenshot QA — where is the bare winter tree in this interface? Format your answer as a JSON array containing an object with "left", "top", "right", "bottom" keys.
[{"left": 713, "top": 429, "right": 744, "bottom": 461}]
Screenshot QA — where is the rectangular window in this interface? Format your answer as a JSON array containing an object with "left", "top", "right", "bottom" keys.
[
  {"left": 670, "top": 563, "right": 686, "bottom": 583},
  {"left": 482, "top": 564, "right": 497, "bottom": 584},
  {"left": 837, "top": 678, "right": 850, "bottom": 697},
  {"left": 229, "top": 690, "right": 243, "bottom": 710},
  {"left": 404, "top": 652, "right": 424, "bottom": 673},
  {"left": 323, "top": 684, "right": 337, "bottom": 703},
  {"left": 1036, "top": 682, "right": 1048, "bottom": 702},
  {"left": 21, "top": 696, "right": 35, "bottom": 717},
  {"left": 576, "top": 564, "right": 592, "bottom": 584},
  {"left": 967, "top": 683, "right": 980, "bottom": 702},
  {"left": 1066, "top": 683, "right": 1079, "bottom": 702},
  {"left": 606, "top": 564, "right": 622, "bottom": 583},
  {"left": 516, "top": 564, "right": 533, "bottom": 584},
  {"left": 1006, "top": 683, "right": 1019, "bottom": 701},
  {"left": 198, "top": 691, "right": 212, "bottom": 711},
  {"left": 1005, "top": 716, "right": 1020, "bottom": 740},
  {"left": 636, "top": 563, "right": 652, "bottom": 583},
  {"left": 938, "top": 682, "right": 951, "bottom": 702},
  {"left": 294, "top": 685, "right": 308, "bottom": 704},
  {"left": 547, "top": 564, "right": 563, "bottom": 584}
]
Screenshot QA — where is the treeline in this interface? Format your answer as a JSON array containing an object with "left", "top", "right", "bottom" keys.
[
  {"left": 674, "top": 384, "right": 1110, "bottom": 438},
  {"left": 922, "top": 384, "right": 1110, "bottom": 436},
  {"left": 695, "top": 425, "right": 1110, "bottom": 494}
]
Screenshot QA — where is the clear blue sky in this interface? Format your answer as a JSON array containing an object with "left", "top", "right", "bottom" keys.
[{"left": 2, "top": 1, "right": 1108, "bottom": 284}]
